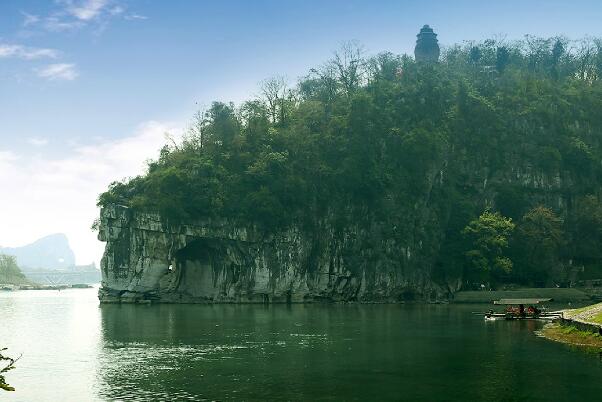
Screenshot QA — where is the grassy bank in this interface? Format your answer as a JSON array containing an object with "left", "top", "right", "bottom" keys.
[
  {"left": 452, "top": 288, "right": 591, "bottom": 303},
  {"left": 540, "top": 302, "right": 602, "bottom": 350},
  {"left": 540, "top": 323, "right": 602, "bottom": 350}
]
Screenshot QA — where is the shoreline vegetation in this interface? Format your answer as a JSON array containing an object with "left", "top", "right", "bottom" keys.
[
  {"left": 0, "top": 255, "right": 32, "bottom": 287},
  {"left": 540, "top": 302, "right": 602, "bottom": 351},
  {"left": 0, "top": 348, "right": 17, "bottom": 392},
  {"left": 540, "top": 323, "right": 602, "bottom": 350}
]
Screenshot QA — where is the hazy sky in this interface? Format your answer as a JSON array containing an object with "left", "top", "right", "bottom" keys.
[{"left": 1, "top": 0, "right": 602, "bottom": 265}]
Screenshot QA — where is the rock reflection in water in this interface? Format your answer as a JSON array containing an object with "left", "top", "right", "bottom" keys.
[{"left": 96, "top": 303, "right": 602, "bottom": 401}]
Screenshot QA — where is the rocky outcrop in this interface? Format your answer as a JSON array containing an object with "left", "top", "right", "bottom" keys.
[
  {"left": 98, "top": 204, "right": 447, "bottom": 303},
  {"left": 97, "top": 150, "right": 580, "bottom": 304}
]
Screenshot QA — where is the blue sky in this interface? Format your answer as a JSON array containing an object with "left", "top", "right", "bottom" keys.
[{"left": 1, "top": 0, "right": 602, "bottom": 264}]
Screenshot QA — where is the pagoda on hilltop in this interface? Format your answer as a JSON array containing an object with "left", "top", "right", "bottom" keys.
[{"left": 414, "top": 25, "right": 440, "bottom": 63}]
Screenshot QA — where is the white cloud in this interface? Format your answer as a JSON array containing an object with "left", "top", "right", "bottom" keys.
[
  {"left": 66, "top": 0, "right": 109, "bottom": 21},
  {"left": 36, "top": 63, "right": 78, "bottom": 81},
  {"left": 109, "top": 5, "right": 125, "bottom": 16},
  {"left": 125, "top": 14, "right": 148, "bottom": 21},
  {"left": 21, "top": 1, "right": 146, "bottom": 33},
  {"left": 43, "top": 16, "right": 84, "bottom": 32},
  {"left": 0, "top": 43, "right": 59, "bottom": 59},
  {"left": 0, "top": 121, "right": 182, "bottom": 265},
  {"left": 21, "top": 12, "right": 41, "bottom": 27},
  {"left": 27, "top": 137, "right": 49, "bottom": 147}
]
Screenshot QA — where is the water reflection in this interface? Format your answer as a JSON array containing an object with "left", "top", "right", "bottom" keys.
[
  {"left": 4, "top": 289, "right": 601, "bottom": 401},
  {"left": 97, "top": 303, "right": 602, "bottom": 401}
]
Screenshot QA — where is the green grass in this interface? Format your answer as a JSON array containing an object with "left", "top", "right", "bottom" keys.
[
  {"left": 592, "top": 312, "right": 602, "bottom": 325},
  {"left": 541, "top": 323, "right": 602, "bottom": 349},
  {"left": 559, "top": 325, "right": 601, "bottom": 338}
]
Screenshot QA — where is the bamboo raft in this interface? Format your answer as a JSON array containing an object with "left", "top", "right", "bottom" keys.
[{"left": 476, "top": 298, "right": 563, "bottom": 321}]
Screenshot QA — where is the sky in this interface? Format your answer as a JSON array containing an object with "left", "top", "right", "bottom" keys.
[{"left": 1, "top": 0, "right": 602, "bottom": 266}]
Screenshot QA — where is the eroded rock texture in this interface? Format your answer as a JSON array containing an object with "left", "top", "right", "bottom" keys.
[
  {"left": 98, "top": 149, "right": 578, "bottom": 305},
  {"left": 98, "top": 205, "right": 446, "bottom": 303}
]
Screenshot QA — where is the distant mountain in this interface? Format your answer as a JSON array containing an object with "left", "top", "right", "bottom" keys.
[
  {"left": 0, "top": 234, "right": 100, "bottom": 284},
  {"left": 0, "top": 233, "right": 76, "bottom": 270}
]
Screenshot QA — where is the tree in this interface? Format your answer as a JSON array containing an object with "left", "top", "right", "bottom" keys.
[
  {"left": 551, "top": 39, "right": 565, "bottom": 79},
  {"left": 495, "top": 185, "right": 526, "bottom": 221},
  {"left": 0, "top": 255, "right": 27, "bottom": 285},
  {"left": 496, "top": 46, "right": 510, "bottom": 73},
  {"left": 260, "top": 76, "right": 291, "bottom": 125},
  {"left": 516, "top": 206, "right": 564, "bottom": 285},
  {"left": 568, "top": 195, "right": 602, "bottom": 265},
  {"left": 330, "top": 41, "right": 366, "bottom": 96},
  {"left": 469, "top": 46, "right": 482, "bottom": 65},
  {"left": 463, "top": 211, "right": 515, "bottom": 284},
  {"left": 186, "top": 109, "right": 210, "bottom": 149}
]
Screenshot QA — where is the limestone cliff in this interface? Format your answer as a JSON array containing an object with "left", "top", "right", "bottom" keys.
[
  {"left": 98, "top": 156, "right": 577, "bottom": 304},
  {"left": 98, "top": 204, "right": 447, "bottom": 303}
]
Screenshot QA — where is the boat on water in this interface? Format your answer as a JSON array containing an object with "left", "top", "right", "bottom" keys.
[
  {"left": 482, "top": 298, "right": 562, "bottom": 321},
  {"left": 484, "top": 313, "right": 506, "bottom": 321}
]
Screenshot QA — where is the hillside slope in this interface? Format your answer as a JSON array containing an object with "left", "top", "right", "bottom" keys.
[{"left": 98, "top": 37, "right": 602, "bottom": 302}]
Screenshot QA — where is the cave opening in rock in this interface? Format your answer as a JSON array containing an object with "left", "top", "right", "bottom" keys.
[
  {"left": 172, "top": 238, "right": 244, "bottom": 300},
  {"left": 173, "top": 238, "right": 219, "bottom": 298},
  {"left": 175, "top": 239, "right": 215, "bottom": 264}
]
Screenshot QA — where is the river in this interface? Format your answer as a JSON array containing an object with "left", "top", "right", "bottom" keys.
[{"left": 1, "top": 287, "right": 601, "bottom": 401}]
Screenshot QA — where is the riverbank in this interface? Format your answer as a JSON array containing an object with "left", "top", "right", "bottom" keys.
[
  {"left": 0, "top": 283, "right": 94, "bottom": 291},
  {"left": 540, "top": 302, "right": 602, "bottom": 350},
  {"left": 452, "top": 288, "right": 592, "bottom": 303},
  {"left": 540, "top": 323, "right": 602, "bottom": 349}
]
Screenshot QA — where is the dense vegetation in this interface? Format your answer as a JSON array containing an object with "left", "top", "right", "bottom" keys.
[
  {"left": 0, "top": 254, "right": 28, "bottom": 286},
  {"left": 99, "top": 36, "right": 602, "bottom": 289}
]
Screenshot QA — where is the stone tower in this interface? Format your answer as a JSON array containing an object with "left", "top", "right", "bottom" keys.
[{"left": 414, "top": 25, "right": 440, "bottom": 63}]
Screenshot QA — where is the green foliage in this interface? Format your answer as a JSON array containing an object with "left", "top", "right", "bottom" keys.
[
  {"left": 0, "top": 254, "right": 28, "bottom": 285},
  {"left": 514, "top": 206, "right": 564, "bottom": 285},
  {"left": 495, "top": 185, "right": 526, "bottom": 220},
  {"left": 567, "top": 195, "right": 602, "bottom": 265},
  {"left": 463, "top": 211, "right": 515, "bottom": 283},
  {"left": 97, "top": 36, "right": 602, "bottom": 288}
]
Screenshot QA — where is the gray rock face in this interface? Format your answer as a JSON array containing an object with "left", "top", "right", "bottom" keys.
[
  {"left": 97, "top": 152, "right": 576, "bottom": 304},
  {"left": 98, "top": 205, "right": 447, "bottom": 303}
]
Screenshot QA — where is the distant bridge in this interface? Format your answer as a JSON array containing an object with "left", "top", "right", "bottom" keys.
[{"left": 22, "top": 271, "right": 101, "bottom": 286}]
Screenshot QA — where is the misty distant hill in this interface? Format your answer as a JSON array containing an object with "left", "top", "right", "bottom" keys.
[
  {"left": 0, "top": 233, "right": 76, "bottom": 270},
  {"left": 0, "top": 234, "right": 100, "bottom": 284}
]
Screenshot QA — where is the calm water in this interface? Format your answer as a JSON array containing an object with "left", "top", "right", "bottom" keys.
[{"left": 1, "top": 288, "right": 601, "bottom": 401}]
